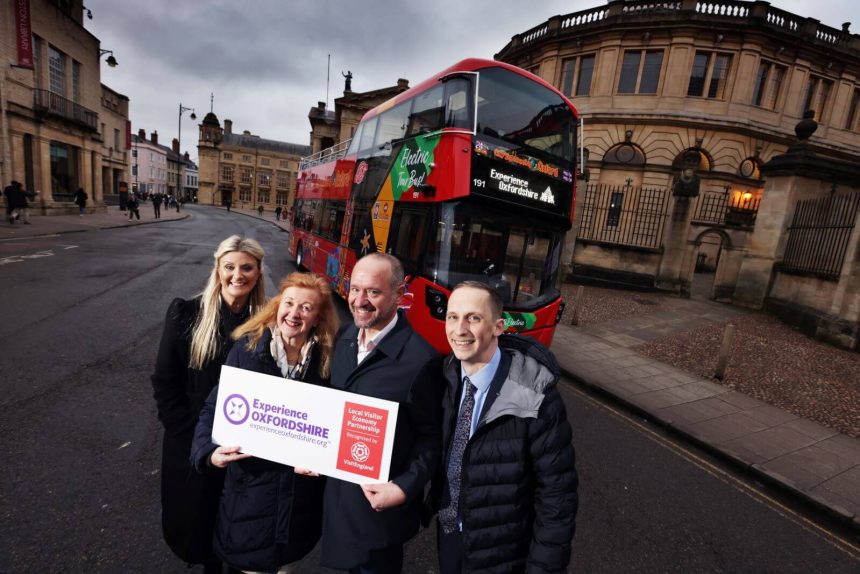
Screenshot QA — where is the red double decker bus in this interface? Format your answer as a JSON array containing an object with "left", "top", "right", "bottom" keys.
[{"left": 289, "top": 58, "right": 579, "bottom": 352}]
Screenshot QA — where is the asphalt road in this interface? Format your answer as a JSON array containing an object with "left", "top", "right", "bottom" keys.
[{"left": 0, "top": 205, "right": 858, "bottom": 573}]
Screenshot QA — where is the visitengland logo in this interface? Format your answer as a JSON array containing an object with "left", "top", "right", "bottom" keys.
[
  {"left": 223, "top": 393, "right": 250, "bottom": 425},
  {"left": 350, "top": 441, "right": 370, "bottom": 462}
]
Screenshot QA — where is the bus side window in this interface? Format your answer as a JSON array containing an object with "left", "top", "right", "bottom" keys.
[
  {"left": 390, "top": 208, "right": 429, "bottom": 277},
  {"left": 373, "top": 103, "right": 409, "bottom": 149},
  {"left": 407, "top": 85, "right": 444, "bottom": 136},
  {"left": 358, "top": 116, "right": 378, "bottom": 154},
  {"left": 444, "top": 78, "right": 472, "bottom": 129},
  {"left": 346, "top": 123, "right": 364, "bottom": 156}
]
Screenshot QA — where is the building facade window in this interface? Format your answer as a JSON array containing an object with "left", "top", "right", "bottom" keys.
[
  {"left": 845, "top": 88, "right": 860, "bottom": 131},
  {"left": 239, "top": 188, "right": 252, "bottom": 202},
  {"left": 257, "top": 191, "right": 270, "bottom": 204},
  {"left": 221, "top": 165, "right": 234, "bottom": 181},
  {"left": 561, "top": 54, "right": 596, "bottom": 97},
  {"left": 276, "top": 193, "right": 286, "bottom": 205},
  {"left": 687, "top": 51, "right": 731, "bottom": 99},
  {"left": 50, "top": 141, "right": 79, "bottom": 200},
  {"left": 260, "top": 157, "right": 270, "bottom": 166},
  {"left": 72, "top": 60, "right": 81, "bottom": 102},
  {"left": 48, "top": 45, "right": 65, "bottom": 95},
  {"left": 242, "top": 154, "right": 252, "bottom": 162},
  {"left": 279, "top": 159, "right": 290, "bottom": 168},
  {"left": 277, "top": 171, "right": 288, "bottom": 189},
  {"left": 802, "top": 75, "right": 833, "bottom": 121},
  {"left": 223, "top": 152, "right": 233, "bottom": 160},
  {"left": 752, "top": 61, "right": 786, "bottom": 110},
  {"left": 618, "top": 50, "right": 663, "bottom": 94},
  {"left": 258, "top": 171, "right": 271, "bottom": 187},
  {"left": 240, "top": 168, "right": 252, "bottom": 184},
  {"left": 114, "top": 128, "right": 121, "bottom": 150},
  {"left": 32, "top": 36, "right": 42, "bottom": 89}
]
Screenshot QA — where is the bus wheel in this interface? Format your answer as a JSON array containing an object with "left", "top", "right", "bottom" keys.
[{"left": 296, "top": 242, "right": 305, "bottom": 270}]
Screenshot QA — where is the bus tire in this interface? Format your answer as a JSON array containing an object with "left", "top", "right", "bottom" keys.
[{"left": 296, "top": 242, "right": 305, "bottom": 270}]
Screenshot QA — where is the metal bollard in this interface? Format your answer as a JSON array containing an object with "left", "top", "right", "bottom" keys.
[
  {"left": 571, "top": 286, "right": 585, "bottom": 326},
  {"left": 715, "top": 323, "right": 735, "bottom": 380}
]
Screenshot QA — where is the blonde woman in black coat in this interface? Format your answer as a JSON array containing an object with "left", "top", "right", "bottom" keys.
[{"left": 151, "top": 235, "right": 266, "bottom": 573}]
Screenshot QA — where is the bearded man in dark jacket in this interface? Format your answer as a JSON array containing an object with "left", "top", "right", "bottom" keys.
[{"left": 435, "top": 281, "right": 578, "bottom": 574}]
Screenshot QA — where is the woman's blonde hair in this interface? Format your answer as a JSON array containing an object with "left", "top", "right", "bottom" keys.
[
  {"left": 188, "top": 235, "right": 266, "bottom": 370},
  {"left": 233, "top": 272, "right": 339, "bottom": 378}
]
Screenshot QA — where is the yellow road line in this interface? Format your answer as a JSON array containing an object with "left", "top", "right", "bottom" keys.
[{"left": 561, "top": 382, "right": 860, "bottom": 559}]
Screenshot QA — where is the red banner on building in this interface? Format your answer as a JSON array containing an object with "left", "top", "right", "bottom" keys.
[{"left": 15, "top": 0, "right": 34, "bottom": 69}]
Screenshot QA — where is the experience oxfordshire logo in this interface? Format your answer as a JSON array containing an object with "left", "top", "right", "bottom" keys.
[{"left": 223, "top": 393, "right": 250, "bottom": 425}]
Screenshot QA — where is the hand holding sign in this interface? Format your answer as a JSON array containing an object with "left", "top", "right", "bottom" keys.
[
  {"left": 361, "top": 481, "right": 406, "bottom": 512},
  {"left": 210, "top": 445, "right": 252, "bottom": 469}
]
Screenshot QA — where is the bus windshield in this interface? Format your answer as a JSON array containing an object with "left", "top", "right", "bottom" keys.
[
  {"left": 425, "top": 202, "right": 563, "bottom": 309},
  {"left": 476, "top": 67, "right": 576, "bottom": 165}
]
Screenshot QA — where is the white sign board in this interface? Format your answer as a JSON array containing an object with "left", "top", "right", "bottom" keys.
[{"left": 213, "top": 365, "right": 399, "bottom": 485}]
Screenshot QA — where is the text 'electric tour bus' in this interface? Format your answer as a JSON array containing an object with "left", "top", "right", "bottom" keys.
[{"left": 290, "top": 58, "right": 579, "bottom": 353}]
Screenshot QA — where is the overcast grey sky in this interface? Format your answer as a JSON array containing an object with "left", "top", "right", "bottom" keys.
[{"left": 83, "top": 0, "right": 860, "bottom": 161}]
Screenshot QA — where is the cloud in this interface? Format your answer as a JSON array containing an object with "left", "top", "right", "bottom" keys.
[{"left": 82, "top": 0, "right": 860, "bottom": 160}]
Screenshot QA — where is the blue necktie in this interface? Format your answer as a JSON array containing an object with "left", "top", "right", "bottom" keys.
[{"left": 439, "top": 377, "right": 476, "bottom": 534}]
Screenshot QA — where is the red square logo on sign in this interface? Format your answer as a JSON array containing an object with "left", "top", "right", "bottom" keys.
[{"left": 336, "top": 402, "right": 389, "bottom": 480}]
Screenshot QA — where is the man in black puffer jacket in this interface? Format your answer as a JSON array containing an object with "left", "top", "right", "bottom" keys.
[{"left": 435, "top": 281, "right": 578, "bottom": 573}]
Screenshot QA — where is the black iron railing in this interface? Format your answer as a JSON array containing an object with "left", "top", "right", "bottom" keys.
[
  {"left": 577, "top": 184, "right": 670, "bottom": 249},
  {"left": 33, "top": 89, "right": 98, "bottom": 132},
  {"left": 694, "top": 190, "right": 761, "bottom": 227},
  {"left": 780, "top": 192, "right": 860, "bottom": 280}
]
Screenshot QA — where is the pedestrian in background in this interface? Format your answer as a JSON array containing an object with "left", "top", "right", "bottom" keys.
[
  {"left": 19, "top": 186, "right": 38, "bottom": 224},
  {"left": 151, "top": 235, "right": 266, "bottom": 574},
  {"left": 3, "top": 180, "right": 28, "bottom": 224},
  {"left": 275, "top": 206, "right": 283, "bottom": 221},
  {"left": 298, "top": 253, "right": 442, "bottom": 574},
  {"left": 192, "top": 272, "right": 339, "bottom": 573},
  {"left": 152, "top": 193, "right": 163, "bottom": 219},
  {"left": 258, "top": 204, "right": 264, "bottom": 217},
  {"left": 433, "top": 281, "right": 578, "bottom": 573},
  {"left": 73, "top": 187, "right": 88, "bottom": 216},
  {"left": 127, "top": 194, "right": 140, "bottom": 221}
]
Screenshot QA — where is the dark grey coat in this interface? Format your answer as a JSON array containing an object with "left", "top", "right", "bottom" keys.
[
  {"left": 191, "top": 330, "right": 328, "bottom": 571},
  {"left": 438, "top": 335, "right": 578, "bottom": 573},
  {"left": 319, "top": 311, "right": 443, "bottom": 570}
]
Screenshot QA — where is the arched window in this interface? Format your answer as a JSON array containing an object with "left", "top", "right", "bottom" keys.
[{"left": 671, "top": 148, "right": 712, "bottom": 172}]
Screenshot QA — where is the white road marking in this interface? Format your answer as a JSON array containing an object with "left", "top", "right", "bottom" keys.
[{"left": 0, "top": 250, "right": 55, "bottom": 266}]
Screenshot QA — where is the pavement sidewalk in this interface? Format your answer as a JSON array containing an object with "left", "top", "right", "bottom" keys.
[
  {"left": 0, "top": 203, "right": 188, "bottom": 240},
  {"left": 6, "top": 204, "right": 858, "bottom": 531},
  {"left": 551, "top": 314, "right": 860, "bottom": 531}
]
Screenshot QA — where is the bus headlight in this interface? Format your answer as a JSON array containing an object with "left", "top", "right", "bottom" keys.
[{"left": 426, "top": 286, "right": 448, "bottom": 320}]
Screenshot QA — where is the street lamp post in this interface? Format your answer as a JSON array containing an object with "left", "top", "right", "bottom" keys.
[
  {"left": 177, "top": 103, "right": 196, "bottom": 200},
  {"left": 98, "top": 49, "right": 118, "bottom": 67}
]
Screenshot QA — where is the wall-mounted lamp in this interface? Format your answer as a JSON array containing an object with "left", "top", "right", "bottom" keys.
[
  {"left": 99, "top": 49, "right": 118, "bottom": 67},
  {"left": 715, "top": 33, "right": 724, "bottom": 44},
  {"left": 776, "top": 46, "right": 786, "bottom": 56},
  {"left": 643, "top": 31, "right": 651, "bottom": 43},
  {"left": 83, "top": 5, "right": 92, "bottom": 19}
]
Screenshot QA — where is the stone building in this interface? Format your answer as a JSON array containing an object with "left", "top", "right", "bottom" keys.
[
  {"left": 496, "top": 0, "right": 860, "bottom": 349},
  {"left": 131, "top": 129, "right": 167, "bottom": 198},
  {"left": 307, "top": 77, "right": 410, "bottom": 157},
  {"left": 99, "top": 83, "right": 129, "bottom": 204},
  {"left": 196, "top": 115, "right": 309, "bottom": 211},
  {"left": 180, "top": 152, "right": 198, "bottom": 200},
  {"left": 0, "top": 0, "right": 124, "bottom": 214}
]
